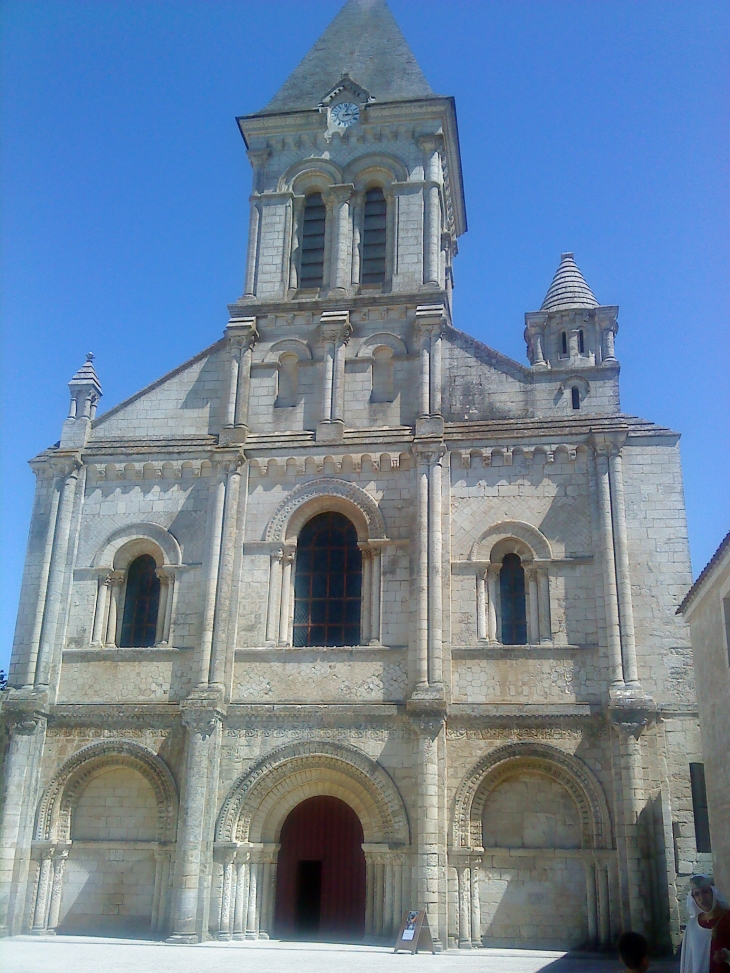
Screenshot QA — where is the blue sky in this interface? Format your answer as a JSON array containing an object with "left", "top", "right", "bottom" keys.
[{"left": 1, "top": 0, "right": 728, "bottom": 673}]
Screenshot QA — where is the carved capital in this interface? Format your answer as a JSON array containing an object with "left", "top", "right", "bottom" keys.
[
  {"left": 246, "top": 148, "right": 271, "bottom": 169},
  {"left": 414, "top": 442, "right": 446, "bottom": 465},
  {"left": 323, "top": 183, "right": 354, "bottom": 208},
  {"left": 414, "top": 303, "right": 447, "bottom": 339},
  {"left": 49, "top": 453, "right": 83, "bottom": 478},
  {"left": 418, "top": 134, "right": 444, "bottom": 155},
  {"left": 226, "top": 316, "right": 258, "bottom": 350},
  {"left": 588, "top": 431, "right": 628, "bottom": 458}
]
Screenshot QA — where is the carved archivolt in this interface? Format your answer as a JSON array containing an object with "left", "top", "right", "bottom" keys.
[
  {"left": 35, "top": 739, "right": 178, "bottom": 843},
  {"left": 90, "top": 522, "right": 182, "bottom": 569},
  {"left": 216, "top": 741, "right": 410, "bottom": 846},
  {"left": 469, "top": 519, "right": 553, "bottom": 563},
  {"left": 264, "top": 477, "right": 387, "bottom": 544},
  {"left": 356, "top": 332, "right": 409, "bottom": 358},
  {"left": 452, "top": 741, "right": 612, "bottom": 851}
]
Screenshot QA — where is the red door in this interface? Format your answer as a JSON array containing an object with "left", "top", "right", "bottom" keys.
[{"left": 274, "top": 795, "right": 366, "bottom": 940}]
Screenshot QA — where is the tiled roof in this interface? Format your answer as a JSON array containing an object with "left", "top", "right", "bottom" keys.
[
  {"left": 541, "top": 253, "right": 599, "bottom": 312},
  {"left": 256, "top": 0, "right": 435, "bottom": 115},
  {"left": 678, "top": 529, "right": 730, "bottom": 615}
]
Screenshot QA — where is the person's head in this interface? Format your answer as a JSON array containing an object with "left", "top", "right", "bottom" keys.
[
  {"left": 690, "top": 875, "right": 716, "bottom": 914},
  {"left": 618, "top": 931, "right": 649, "bottom": 972}
]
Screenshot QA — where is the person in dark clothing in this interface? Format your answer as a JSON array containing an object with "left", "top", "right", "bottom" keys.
[{"left": 618, "top": 931, "right": 650, "bottom": 972}]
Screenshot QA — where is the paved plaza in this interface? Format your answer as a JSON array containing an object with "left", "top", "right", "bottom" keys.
[{"left": 1, "top": 937, "right": 681, "bottom": 973}]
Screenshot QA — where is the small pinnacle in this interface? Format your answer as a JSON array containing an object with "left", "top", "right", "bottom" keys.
[
  {"left": 86, "top": 352, "right": 94, "bottom": 361},
  {"left": 560, "top": 253, "right": 574, "bottom": 261}
]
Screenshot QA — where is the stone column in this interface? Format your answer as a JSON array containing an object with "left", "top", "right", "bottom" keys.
[
  {"left": 167, "top": 704, "right": 222, "bottom": 944},
  {"left": 457, "top": 864, "right": 472, "bottom": 947},
  {"left": 278, "top": 551, "right": 294, "bottom": 645},
  {"left": 428, "top": 447, "right": 445, "bottom": 688},
  {"left": 430, "top": 328, "right": 443, "bottom": 416},
  {"left": 486, "top": 568, "right": 498, "bottom": 642},
  {"left": 104, "top": 572, "right": 124, "bottom": 645},
  {"left": 476, "top": 572, "right": 487, "bottom": 641},
  {"left": 364, "top": 857, "right": 375, "bottom": 937},
  {"left": 331, "top": 332, "right": 350, "bottom": 424},
  {"left": 470, "top": 859, "right": 481, "bottom": 948},
  {"left": 603, "top": 326, "right": 617, "bottom": 362},
  {"left": 537, "top": 566, "right": 552, "bottom": 644},
  {"left": 415, "top": 452, "right": 430, "bottom": 689},
  {"left": 597, "top": 860, "right": 611, "bottom": 947},
  {"left": 611, "top": 714, "right": 650, "bottom": 936},
  {"left": 233, "top": 851, "right": 250, "bottom": 940},
  {"left": 416, "top": 717, "right": 444, "bottom": 949},
  {"left": 225, "top": 343, "right": 241, "bottom": 428},
  {"left": 526, "top": 566, "right": 539, "bottom": 644},
  {"left": 233, "top": 325, "right": 258, "bottom": 431},
  {"left": 155, "top": 570, "right": 171, "bottom": 645},
  {"left": 265, "top": 550, "right": 283, "bottom": 645},
  {"left": 209, "top": 455, "right": 244, "bottom": 687},
  {"left": 217, "top": 848, "right": 236, "bottom": 940},
  {"left": 46, "top": 845, "right": 69, "bottom": 933},
  {"left": 245, "top": 861, "right": 260, "bottom": 938},
  {"left": 90, "top": 574, "right": 111, "bottom": 645},
  {"left": 383, "top": 860, "right": 394, "bottom": 938},
  {"left": 350, "top": 190, "right": 364, "bottom": 287},
  {"left": 197, "top": 462, "right": 229, "bottom": 686},
  {"left": 419, "top": 136, "right": 443, "bottom": 287},
  {"left": 608, "top": 448, "right": 640, "bottom": 689},
  {"left": 585, "top": 859, "right": 598, "bottom": 948},
  {"left": 30, "top": 846, "right": 54, "bottom": 934},
  {"left": 0, "top": 710, "right": 47, "bottom": 936},
  {"left": 369, "top": 547, "right": 382, "bottom": 645},
  {"left": 24, "top": 469, "right": 63, "bottom": 684},
  {"left": 288, "top": 195, "right": 305, "bottom": 292},
  {"left": 360, "top": 548, "right": 372, "bottom": 643},
  {"left": 243, "top": 198, "right": 261, "bottom": 298},
  {"left": 592, "top": 447, "right": 624, "bottom": 688},
  {"left": 418, "top": 331, "right": 431, "bottom": 418},
  {"left": 321, "top": 337, "right": 335, "bottom": 422},
  {"left": 35, "top": 458, "right": 82, "bottom": 688},
  {"left": 323, "top": 184, "right": 354, "bottom": 294}
]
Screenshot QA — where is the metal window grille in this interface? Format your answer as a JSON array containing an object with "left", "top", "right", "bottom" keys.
[
  {"left": 300, "top": 193, "right": 326, "bottom": 288},
  {"left": 120, "top": 554, "right": 160, "bottom": 647},
  {"left": 500, "top": 553, "right": 527, "bottom": 645},
  {"left": 361, "top": 188, "right": 387, "bottom": 284},
  {"left": 689, "top": 762, "right": 712, "bottom": 853},
  {"left": 293, "top": 512, "right": 362, "bottom": 647}
]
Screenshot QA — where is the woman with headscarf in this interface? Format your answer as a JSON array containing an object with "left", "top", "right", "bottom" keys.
[{"left": 681, "top": 875, "right": 730, "bottom": 973}]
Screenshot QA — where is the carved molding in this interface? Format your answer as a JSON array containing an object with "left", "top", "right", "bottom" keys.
[
  {"left": 216, "top": 740, "right": 410, "bottom": 846},
  {"left": 265, "top": 477, "right": 387, "bottom": 543},
  {"left": 35, "top": 739, "right": 178, "bottom": 843},
  {"left": 451, "top": 741, "right": 612, "bottom": 852}
]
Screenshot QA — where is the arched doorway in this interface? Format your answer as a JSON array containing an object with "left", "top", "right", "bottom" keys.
[{"left": 274, "top": 796, "right": 366, "bottom": 940}]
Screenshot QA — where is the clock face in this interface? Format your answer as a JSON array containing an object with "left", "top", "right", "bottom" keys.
[{"left": 330, "top": 101, "right": 360, "bottom": 128}]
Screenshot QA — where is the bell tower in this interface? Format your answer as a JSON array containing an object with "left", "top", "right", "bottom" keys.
[{"left": 230, "top": 0, "right": 466, "bottom": 311}]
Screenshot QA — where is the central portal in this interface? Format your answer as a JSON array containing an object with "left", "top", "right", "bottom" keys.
[{"left": 274, "top": 795, "right": 366, "bottom": 940}]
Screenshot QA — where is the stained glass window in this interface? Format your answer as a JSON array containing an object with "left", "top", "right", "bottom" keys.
[
  {"left": 293, "top": 512, "right": 362, "bottom": 647},
  {"left": 120, "top": 554, "right": 160, "bottom": 647},
  {"left": 500, "top": 553, "right": 527, "bottom": 645}
]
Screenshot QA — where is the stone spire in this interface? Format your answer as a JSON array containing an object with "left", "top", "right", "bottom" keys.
[
  {"left": 60, "top": 353, "right": 102, "bottom": 448},
  {"left": 257, "top": 0, "right": 435, "bottom": 115},
  {"left": 540, "top": 252, "right": 599, "bottom": 313}
]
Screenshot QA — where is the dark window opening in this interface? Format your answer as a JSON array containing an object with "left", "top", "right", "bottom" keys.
[
  {"left": 293, "top": 512, "right": 362, "bottom": 647},
  {"left": 500, "top": 553, "right": 527, "bottom": 645},
  {"left": 561, "top": 332, "right": 568, "bottom": 356},
  {"left": 578, "top": 329, "right": 585, "bottom": 354},
  {"left": 690, "top": 762, "right": 712, "bottom": 852},
  {"left": 571, "top": 386, "right": 581, "bottom": 410},
  {"left": 120, "top": 554, "right": 160, "bottom": 647},
  {"left": 300, "top": 193, "right": 326, "bottom": 288},
  {"left": 361, "top": 187, "right": 387, "bottom": 284}
]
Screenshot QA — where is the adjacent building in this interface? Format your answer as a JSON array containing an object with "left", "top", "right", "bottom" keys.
[
  {"left": 679, "top": 531, "right": 730, "bottom": 893},
  {"left": 0, "top": 0, "right": 708, "bottom": 951}
]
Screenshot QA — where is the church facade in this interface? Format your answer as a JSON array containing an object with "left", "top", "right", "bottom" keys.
[{"left": 0, "top": 0, "right": 705, "bottom": 952}]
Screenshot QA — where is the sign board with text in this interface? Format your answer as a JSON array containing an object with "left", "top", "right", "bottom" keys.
[{"left": 393, "top": 910, "right": 435, "bottom": 954}]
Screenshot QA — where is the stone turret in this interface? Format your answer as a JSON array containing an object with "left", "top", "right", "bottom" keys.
[
  {"left": 60, "top": 353, "right": 102, "bottom": 448},
  {"left": 524, "top": 253, "right": 619, "bottom": 371}
]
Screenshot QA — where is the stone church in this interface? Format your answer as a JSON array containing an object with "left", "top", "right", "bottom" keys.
[{"left": 0, "top": 0, "right": 706, "bottom": 952}]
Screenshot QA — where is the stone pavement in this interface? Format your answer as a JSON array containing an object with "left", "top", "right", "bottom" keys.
[{"left": 0, "top": 937, "right": 681, "bottom": 973}]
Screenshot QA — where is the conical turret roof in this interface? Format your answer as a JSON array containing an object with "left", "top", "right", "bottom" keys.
[
  {"left": 257, "top": 0, "right": 435, "bottom": 115},
  {"left": 540, "top": 253, "right": 599, "bottom": 312}
]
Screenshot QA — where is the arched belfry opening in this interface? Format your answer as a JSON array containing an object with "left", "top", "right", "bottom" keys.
[{"left": 274, "top": 796, "right": 366, "bottom": 940}]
